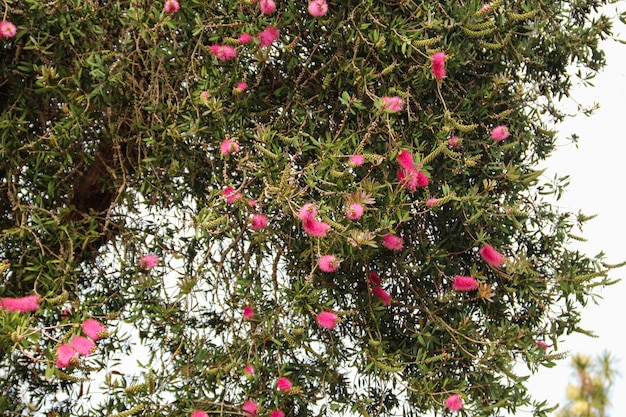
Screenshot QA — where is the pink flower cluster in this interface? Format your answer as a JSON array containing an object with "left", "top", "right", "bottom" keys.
[
  {"left": 308, "top": 0, "right": 328, "bottom": 17},
  {"left": 220, "top": 139, "right": 240, "bottom": 155},
  {"left": 259, "top": 0, "right": 276, "bottom": 15},
  {"left": 251, "top": 214, "right": 269, "bottom": 230},
  {"left": 0, "top": 20, "right": 17, "bottom": 39},
  {"left": 452, "top": 275, "right": 478, "bottom": 292},
  {"left": 316, "top": 310, "right": 338, "bottom": 329},
  {"left": 372, "top": 286, "right": 392, "bottom": 305},
  {"left": 380, "top": 96, "right": 404, "bottom": 113},
  {"left": 138, "top": 254, "right": 159, "bottom": 269},
  {"left": 164, "top": 0, "right": 180, "bottom": 13},
  {"left": 0, "top": 294, "right": 40, "bottom": 313},
  {"left": 381, "top": 233, "right": 403, "bottom": 251},
  {"left": 298, "top": 203, "right": 330, "bottom": 237},
  {"left": 431, "top": 52, "right": 446, "bottom": 81},
  {"left": 318, "top": 254, "right": 340, "bottom": 272},
  {"left": 56, "top": 319, "right": 107, "bottom": 368},
  {"left": 479, "top": 245, "right": 505, "bottom": 267},
  {"left": 491, "top": 125, "right": 510, "bottom": 141},
  {"left": 209, "top": 45, "right": 237, "bottom": 61},
  {"left": 445, "top": 394, "right": 464, "bottom": 411},
  {"left": 396, "top": 149, "right": 429, "bottom": 190}
]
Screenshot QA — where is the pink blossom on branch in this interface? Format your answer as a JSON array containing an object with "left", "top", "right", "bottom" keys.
[
  {"left": 308, "top": 0, "right": 328, "bottom": 17},
  {"left": 349, "top": 154, "right": 365, "bottom": 166},
  {"left": 70, "top": 336, "right": 96, "bottom": 356},
  {"left": 191, "top": 411, "right": 209, "bottom": 417},
  {"left": 445, "top": 394, "right": 464, "bottom": 412},
  {"left": 82, "top": 318, "right": 107, "bottom": 341},
  {"left": 318, "top": 255, "right": 340, "bottom": 272},
  {"left": 0, "top": 294, "right": 40, "bottom": 313},
  {"left": 397, "top": 149, "right": 414, "bottom": 170},
  {"left": 238, "top": 33, "right": 253, "bottom": 44},
  {"left": 431, "top": 52, "right": 446, "bottom": 81},
  {"left": 251, "top": 214, "right": 269, "bottom": 230},
  {"left": 269, "top": 410, "right": 285, "bottom": 417},
  {"left": 0, "top": 21, "right": 17, "bottom": 39},
  {"left": 138, "top": 254, "right": 159, "bottom": 269},
  {"left": 397, "top": 168, "right": 429, "bottom": 191},
  {"left": 243, "top": 305, "right": 254, "bottom": 319},
  {"left": 426, "top": 197, "right": 439, "bottom": 207},
  {"left": 367, "top": 271, "right": 382, "bottom": 285},
  {"left": 303, "top": 218, "right": 330, "bottom": 237},
  {"left": 164, "top": 0, "right": 180, "bottom": 13},
  {"left": 208, "top": 45, "right": 237, "bottom": 61},
  {"left": 259, "top": 0, "right": 276, "bottom": 14},
  {"left": 242, "top": 400, "right": 258, "bottom": 416},
  {"left": 234, "top": 82, "right": 248, "bottom": 93},
  {"left": 479, "top": 245, "right": 505, "bottom": 267},
  {"left": 298, "top": 203, "right": 318, "bottom": 221},
  {"left": 258, "top": 26, "right": 279, "bottom": 47},
  {"left": 448, "top": 136, "right": 462, "bottom": 149},
  {"left": 316, "top": 311, "right": 338, "bottom": 329},
  {"left": 372, "top": 286, "right": 392, "bottom": 306},
  {"left": 380, "top": 96, "right": 404, "bottom": 113},
  {"left": 223, "top": 186, "right": 243, "bottom": 203},
  {"left": 346, "top": 203, "right": 364, "bottom": 220},
  {"left": 276, "top": 376, "right": 292, "bottom": 392},
  {"left": 491, "top": 125, "right": 510, "bottom": 141},
  {"left": 452, "top": 275, "right": 479, "bottom": 292},
  {"left": 220, "top": 139, "right": 240, "bottom": 155},
  {"left": 536, "top": 340, "right": 549, "bottom": 349},
  {"left": 381, "top": 233, "right": 404, "bottom": 251},
  {"left": 244, "top": 364, "right": 255, "bottom": 376},
  {"left": 55, "top": 343, "right": 78, "bottom": 368}
]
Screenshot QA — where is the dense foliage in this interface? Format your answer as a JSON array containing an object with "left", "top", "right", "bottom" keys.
[{"left": 0, "top": 0, "right": 622, "bottom": 415}]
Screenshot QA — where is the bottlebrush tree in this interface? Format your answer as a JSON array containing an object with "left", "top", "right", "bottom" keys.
[{"left": 0, "top": 0, "right": 622, "bottom": 416}]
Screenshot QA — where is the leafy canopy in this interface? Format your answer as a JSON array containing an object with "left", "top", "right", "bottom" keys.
[{"left": 0, "top": 0, "right": 621, "bottom": 416}]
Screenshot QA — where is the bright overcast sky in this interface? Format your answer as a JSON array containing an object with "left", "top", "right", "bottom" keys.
[{"left": 526, "top": 3, "right": 626, "bottom": 414}]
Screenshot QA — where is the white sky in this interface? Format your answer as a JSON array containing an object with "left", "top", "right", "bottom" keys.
[{"left": 526, "top": 3, "right": 626, "bottom": 414}]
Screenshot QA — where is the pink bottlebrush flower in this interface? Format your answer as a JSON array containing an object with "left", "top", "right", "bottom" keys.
[
  {"left": 478, "top": 3, "right": 492, "bottom": 13},
  {"left": 82, "top": 318, "right": 107, "bottom": 341},
  {"left": 308, "top": 0, "right": 328, "bottom": 17},
  {"left": 242, "top": 400, "right": 258, "bottom": 416},
  {"left": 235, "top": 82, "right": 248, "bottom": 93},
  {"left": 164, "top": 0, "right": 180, "bottom": 13},
  {"left": 349, "top": 154, "right": 365, "bottom": 166},
  {"left": 381, "top": 233, "right": 403, "bottom": 251},
  {"left": 209, "top": 45, "right": 237, "bottom": 61},
  {"left": 258, "top": 26, "right": 279, "bottom": 47},
  {"left": 302, "top": 218, "right": 330, "bottom": 237},
  {"left": 259, "top": 0, "right": 276, "bottom": 14},
  {"left": 372, "top": 286, "right": 392, "bottom": 306},
  {"left": 397, "top": 149, "right": 414, "bottom": 170},
  {"left": 138, "top": 254, "right": 159, "bottom": 269},
  {"left": 299, "top": 203, "right": 317, "bottom": 221},
  {"left": 0, "top": 21, "right": 17, "bottom": 39},
  {"left": 346, "top": 203, "right": 364, "bottom": 220},
  {"left": 243, "top": 305, "right": 254, "bottom": 319},
  {"left": 445, "top": 394, "right": 464, "bottom": 412},
  {"left": 0, "top": 294, "right": 40, "bottom": 313},
  {"left": 70, "top": 336, "right": 96, "bottom": 356},
  {"left": 491, "top": 125, "right": 510, "bottom": 141},
  {"left": 56, "top": 343, "right": 78, "bottom": 368},
  {"left": 536, "top": 340, "right": 549, "bottom": 349},
  {"left": 452, "top": 276, "right": 479, "bottom": 292},
  {"left": 248, "top": 199, "right": 257, "bottom": 207},
  {"left": 397, "top": 168, "right": 429, "bottom": 191},
  {"left": 269, "top": 410, "right": 285, "bottom": 417},
  {"left": 276, "top": 376, "right": 292, "bottom": 392},
  {"left": 223, "top": 186, "right": 243, "bottom": 203},
  {"left": 318, "top": 255, "right": 340, "bottom": 272},
  {"left": 380, "top": 96, "right": 404, "bottom": 113},
  {"left": 238, "top": 33, "right": 253, "bottom": 44},
  {"left": 251, "top": 214, "right": 269, "bottom": 230},
  {"left": 316, "top": 311, "right": 338, "bottom": 329},
  {"left": 220, "top": 139, "right": 240, "bottom": 155},
  {"left": 191, "top": 411, "right": 209, "bottom": 417},
  {"left": 479, "top": 245, "right": 505, "bottom": 267},
  {"left": 431, "top": 52, "right": 446, "bottom": 81},
  {"left": 367, "top": 271, "right": 382, "bottom": 285},
  {"left": 244, "top": 364, "right": 255, "bottom": 376},
  {"left": 426, "top": 197, "right": 439, "bottom": 207},
  {"left": 448, "top": 136, "right": 462, "bottom": 149}
]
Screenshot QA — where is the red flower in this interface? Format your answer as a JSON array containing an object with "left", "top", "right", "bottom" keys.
[
  {"left": 452, "top": 276, "right": 479, "bottom": 292},
  {"left": 372, "top": 286, "right": 392, "bottom": 306},
  {"left": 276, "top": 376, "right": 292, "bottom": 392},
  {"left": 316, "top": 311, "right": 338, "bottom": 329},
  {"left": 431, "top": 52, "right": 446, "bottom": 81}
]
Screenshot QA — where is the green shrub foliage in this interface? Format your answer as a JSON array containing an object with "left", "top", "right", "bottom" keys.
[{"left": 0, "top": 0, "right": 620, "bottom": 415}]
